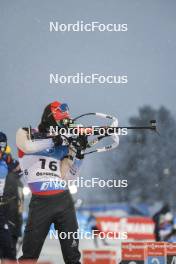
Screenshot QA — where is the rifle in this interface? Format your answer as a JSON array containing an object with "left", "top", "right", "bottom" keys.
[{"left": 49, "top": 113, "right": 157, "bottom": 155}]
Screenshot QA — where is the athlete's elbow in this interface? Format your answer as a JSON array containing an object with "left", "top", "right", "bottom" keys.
[{"left": 16, "top": 128, "right": 34, "bottom": 153}]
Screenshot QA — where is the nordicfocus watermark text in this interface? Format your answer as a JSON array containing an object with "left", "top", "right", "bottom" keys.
[
  {"left": 49, "top": 126, "right": 128, "bottom": 137},
  {"left": 49, "top": 21, "right": 128, "bottom": 32},
  {"left": 39, "top": 178, "right": 128, "bottom": 191},
  {"left": 50, "top": 73, "right": 128, "bottom": 85},
  {"left": 49, "top": 229, "right": 128, "bottom": 240}
]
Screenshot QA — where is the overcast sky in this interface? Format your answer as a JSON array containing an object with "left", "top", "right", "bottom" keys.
[{"left": 1, "top": 0, "right": 176, "bottom": 155}]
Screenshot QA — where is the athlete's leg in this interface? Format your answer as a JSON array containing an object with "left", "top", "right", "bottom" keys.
[
  {"left": 0, "top": 227, "right": 16, "bottom": 260},
  {"left": 19, "top": 196, "right": 51, "bottom": 262},
  {"left": 54, "top": 194, "right": 81, "bottom": 264}
]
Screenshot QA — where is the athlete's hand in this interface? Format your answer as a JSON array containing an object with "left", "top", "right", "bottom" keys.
[
  {"left": 75, "top": 134, "right": 88, "bottom": 159},
  {"left": 52, "top": 135, "right": 63, "bottom": 146},
  {"left": 76, "top": 134, "right": 88, "bottom": 150}
]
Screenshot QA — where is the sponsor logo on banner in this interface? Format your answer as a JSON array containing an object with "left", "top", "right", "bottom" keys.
[
  {"left": 96, "top": 216, "right": 155, "bottom": 240},
  {"left": 83, "top": 250, "right": 116, "bottom": 264},
  {"left": 122, "top": 242, "right": 146, "bottom": 261}
]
